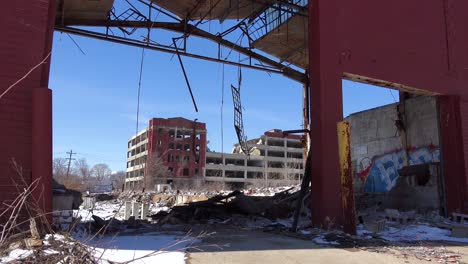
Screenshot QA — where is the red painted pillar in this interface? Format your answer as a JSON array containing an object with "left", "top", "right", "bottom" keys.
[
  {"left": 461, "top": 98, "right": 468, "bottom": 212},
  {"left": 32, "top": 88, "right": 53, "bottom": 216},
  {"left": 309, "top": 0, "right": 345, "bottom": 227},
  {"left": 32, "top": 0, "right": 55, "bottom": 218},
  {"left": 438, "top": 96, "right": 468, "bottom": 214},
  {"left": 0, "top": 0, "right": 55, "bottom": 218}
]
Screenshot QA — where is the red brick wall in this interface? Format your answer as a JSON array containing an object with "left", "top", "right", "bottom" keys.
[
  {"left": 264, "top": 131, "right": 303, "bottom": 140},
  {"left": 148, "top": 118, "right": 207, "bottom": 179},
  {"left": 0, "top": 1, "right": 54, "bottom": 213}
]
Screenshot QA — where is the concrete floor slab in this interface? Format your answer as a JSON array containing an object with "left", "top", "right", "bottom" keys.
[{"left": 187, "top": 227, "right": 468, "bottom": 264}]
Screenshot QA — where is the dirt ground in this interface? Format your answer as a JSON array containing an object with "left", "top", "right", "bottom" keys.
[{"left": 185, "top": 225, "right": 468, "bottom": 264}]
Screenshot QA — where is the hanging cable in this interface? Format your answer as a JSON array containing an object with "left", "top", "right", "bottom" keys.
[
  {"left": 135, "top": 4, "right": 159, "bottom": 134},
  {"left": 66, "top": 33, "right": 86, "bottom": 55},
  {"left": 136, "top": 47, "right": 145, "bottom": 134}
]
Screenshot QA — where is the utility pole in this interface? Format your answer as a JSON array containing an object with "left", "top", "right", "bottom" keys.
[{"left": 66, "top": 150, "right": 76, "bottom": 178}]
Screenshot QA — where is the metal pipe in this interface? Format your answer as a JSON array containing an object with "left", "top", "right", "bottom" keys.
[{"left": 172, "top": 38, "right": 199, "bottom": 112}]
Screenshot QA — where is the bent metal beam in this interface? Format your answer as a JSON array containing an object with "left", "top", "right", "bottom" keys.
[{"left": 55, "top": 20, "right": 307, "bottom": 84}]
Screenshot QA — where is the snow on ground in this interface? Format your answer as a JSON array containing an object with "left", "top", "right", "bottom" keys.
[
  {"left": 357, "top": 223, "right": 468, "bottom": 243},
  {"left": 83, "top": 232, "right": 196, "bottom": 264},
  {"left": 74, "top": 201, "right": 125, "bottom": 221},
  {"left": 379, "top": 224, "right": 468, "bottom": 243},
  {"left": 150, "top": 204, "right": 169, "bottom": 215},
  {"left": 0, "top": 249, "right": 33, "bottom": 263},
  {"left": 74, "top": 200, "right": 170, "bottom": 222},
  {"left": 312, "top": 236, "right": 340, "bottom": 245},
  {"left": 244, "top": 186, "right": 300, "bottom": 197},
  {"left": 0, "top": 232, "right": 195, "bottom": 264}
]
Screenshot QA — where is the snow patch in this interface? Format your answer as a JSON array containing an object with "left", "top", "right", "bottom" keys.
[
  {"left": 379, "top": 224, "right": 468, "bottom": 243},
  {"left": 312, "top": 236, "right": 340, "bottom": 245},
  {"left": 74, "top": 201, "right": 123, "bottom": 221},
  {"left": 1, "top": 249, "right": 33, "bottom": 263},
  {"left": 83, "top": 232, "right": 197, "bottom": 264}
]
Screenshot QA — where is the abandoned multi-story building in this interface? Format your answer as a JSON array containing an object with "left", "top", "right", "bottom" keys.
[
  {"left": 125, "top": 117, "right": 207, "bottom": 189},
  {"left": 127, "top": 120, "right": 305, "bottom": 189},
  {"left": 204, "top": 129, "right": 305, "bottom": 187}
]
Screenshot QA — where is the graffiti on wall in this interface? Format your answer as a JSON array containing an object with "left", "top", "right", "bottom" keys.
[{"left": 357, "top": 145, "right": 440, "bottom": 193}]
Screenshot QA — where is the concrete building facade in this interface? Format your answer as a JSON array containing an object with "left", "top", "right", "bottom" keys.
[
  {"left": 125, "top": 117, "right": 207, "bottom": 189},
  {"left": 204, "top": 130, "right": 305, "bottom": 187}
]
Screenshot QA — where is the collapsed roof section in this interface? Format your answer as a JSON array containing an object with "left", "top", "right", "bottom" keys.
[
  {"left": 54, "top": 0, "right": 309, "bottom": 81},
  {"left": 252, "top": 13, "right": 308, "bottom": 69},
  {"left": 149, "top": 0, "right": 270, "bottom": 21},
  {"left": 56, "top": 0, "right": 115, "bottom": 21}
]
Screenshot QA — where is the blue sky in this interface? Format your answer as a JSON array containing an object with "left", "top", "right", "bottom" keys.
[{"left": 49, "top": 30, "right": 399, "bottom": 172}]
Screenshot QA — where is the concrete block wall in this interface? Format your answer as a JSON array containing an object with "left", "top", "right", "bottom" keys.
[
  {"left": 405, "top": 96, "right": 439, "bottom": 147},
  {"left": 346, "top": 103, "right": 401, "bottom": 171},
  {"left": 346, "top": 96, "right": 440, "bottom": 193}
]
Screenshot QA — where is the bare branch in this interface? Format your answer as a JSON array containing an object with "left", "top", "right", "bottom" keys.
[{"left": 0, "top": 52, "right": 51, "bottom": 100}]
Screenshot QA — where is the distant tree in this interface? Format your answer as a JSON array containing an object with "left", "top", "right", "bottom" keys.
[
  {"left": 53, "top": 157, "right": 87, "bottom": 191},
  {"left": 145, "top": 152, "right": 171, "bottom": 189},
  {"left": 74, "top": 158, "right": 90, "bottom": 180},
  {"left": 91, "top": 163, "right": 112, "bottom": 181},
  {"left": 110, "top": 171, "right": 126, "bottom": 192},
  {"left": 53, "top": 158, "right": 68, "bottom": 180}
]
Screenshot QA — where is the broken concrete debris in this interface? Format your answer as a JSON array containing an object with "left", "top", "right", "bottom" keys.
[
  {"left": 74, "top": 186, "right": 468, "bottom": 244},
  {"left": 4, "top": 185, "right": 468, "bottom": 264},
  {"left": 450, "top": 213, "right": 468, "bottom": 238},
  {"left": 149, "top": 188, "right": 303, "bottom": 226}
]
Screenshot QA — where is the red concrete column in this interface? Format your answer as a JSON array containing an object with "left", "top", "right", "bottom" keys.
[
  {"left": 0, "top": 0, "right": 55, "bottom": 217},
  {"left": 438, "top": 96, "right": 467, "bottom": 214},
  {"left": 32, "top": 0, "right": 55, "bottom": 218},
  {"left": 459, "top": 97, "right": 468, "bottom": 212},
  {"left": 309, "top": 0, "right": 345, "bottom": 227},
  {"left": 32, "top": 88, "right": 53, "bottom": 216}
]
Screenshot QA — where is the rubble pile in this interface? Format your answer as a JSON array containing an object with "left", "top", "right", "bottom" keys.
[
  {"left": 388, "top": 245, "right": 463, "bottom": 263},
  {"left": 150, "top": 187, "right": 307, "bottom": 226},
  {"left": 1, "top": 234, "right": 97, "bottom": 264},
  {"left": 360, "top": 243, "right": 464, "bottom": 263},
  {"left": 0, "top": 219, "right": 97, "bottom": 264},
  {"left": 86, "top": 215, "right": 153, "bottom": 233}
]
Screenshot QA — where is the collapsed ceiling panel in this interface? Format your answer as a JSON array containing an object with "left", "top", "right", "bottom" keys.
[
  {"left": 150, "top": 0, "right": 269, "bottom": 21},
  {"left": 56, "top": 0, "right": 115, "bottom": 21},
  {"left": 252, "top": 14, "right": 308, "bottom": 69}
]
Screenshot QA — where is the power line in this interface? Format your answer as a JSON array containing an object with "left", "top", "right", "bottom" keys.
[{"left": 65, "top": 150, "right": 76, "bottom": 178}]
